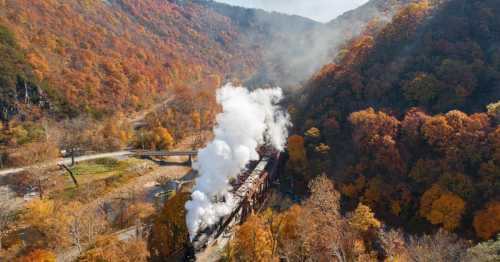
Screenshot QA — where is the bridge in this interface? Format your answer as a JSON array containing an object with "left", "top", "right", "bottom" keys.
[
  {"left": 130, "top": 150, "right": 197, "bottom": 166},
  {"left": 0, "top": 150, "right": 198, "bottom": 176},
  {"left": 130, "top": 150, "right": 197, "bottom": 157},
  {"left": 191, "top": 151, "right": 283, "bottom": 259}
]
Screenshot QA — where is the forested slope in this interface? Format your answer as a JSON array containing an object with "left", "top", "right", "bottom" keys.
[
  {"left": 290, "top": 0, "right": 500, "bottom": 240},
  {"left": 0, "top": 0, "right": 260, "bottom": 120},
  {"left": 0, "top": 0, "right": 416, "bottom": 121},
  {"left": 304, "top": 0, "right": 500, "bottom": 120},
  {"left": 0, "top": 24, "right": 46, "bottom": 122}
]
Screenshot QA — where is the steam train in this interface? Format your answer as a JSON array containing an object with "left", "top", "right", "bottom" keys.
[{"left": 190, "top": 147, "right": 281, "bottom": 254}]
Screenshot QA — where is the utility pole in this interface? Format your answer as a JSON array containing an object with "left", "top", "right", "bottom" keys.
[{"left": 71, "top": 148, "right": 75, "bottom": 166}]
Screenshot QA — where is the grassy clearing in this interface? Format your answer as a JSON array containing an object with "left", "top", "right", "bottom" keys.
[
  {"left": 54, "top": 157, "right": 152, "bottom": 203},
  {"left": 66, "top": 158, "right": 145, "bottom": 184},
  {"left": 68, "top": 158, "right": 120, "bottom": 185}
]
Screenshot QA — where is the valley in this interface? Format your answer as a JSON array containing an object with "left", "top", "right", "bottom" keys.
[{"left": 1, "top": 0, "right": 500, "bottom": 261}]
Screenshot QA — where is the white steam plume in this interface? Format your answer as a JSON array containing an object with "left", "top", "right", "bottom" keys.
[{"left": 185, "top": 83, "right": 290, "bottom": 239}]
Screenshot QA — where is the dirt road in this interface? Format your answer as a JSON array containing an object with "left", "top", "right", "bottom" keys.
[{"left": 0, "top": 151, "right": 134, "bottom": 176}]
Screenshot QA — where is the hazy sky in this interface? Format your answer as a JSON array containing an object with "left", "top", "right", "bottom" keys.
[{"left": 215, "top": 0, "right": 370, "bottom": 23}]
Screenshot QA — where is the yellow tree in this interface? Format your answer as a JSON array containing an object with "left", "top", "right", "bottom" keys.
[
  {"left": 153, "top": 127, "right": 174, "bottom": 150},
  {"left": 137, "top": 126, "right": 175, "bottom": 150},
  {"left": 349, "top": 203, "right": 381, "bottom": 233},
  {"left": 80, "top": 234, "right": 149, "bottom": 262},
  {"left": 305, "top": 175, "right": 340, "bottom": 216},
  {"left": 314, "top": 143, "right": 331, "bottom": 154},
  {"left": 304, "top": 127, "right": 321, "bottom": 138},
  {"left": 23, "top": 199, "right": 71, "bottom": 248},
  {"left": 276, "top": 205, "right": 309, "bottom": 261},
  {"left": 232, "top": 214, "right": 277, "bottom": 262},
  {"left": 23, "top": 199, "right": 54, "bottom": 228},
  {"left": 149, "top": 192, "right": 189, "bottom": 259},
  {"left": 279, "top": 205, "right": 302, "bottom": 242},
  {"left": 348, "top": 108, "right": 399, "bottom": 152},
  {"left": 259, "top": 208, "right": 287, "bottom": 258},
  {"left": 63, "top": 202, "right": 108, "bottom": 252},
  {"left": 473, "top": 201, "right": 500, "bottom": 239},
  {"left": 190, "top": 111, "right": 203, "bottom": 149},
  {"left": 487, "top": 101, "right": 500, "bottom": 123},
  {"left": 97, "top": 118, "right": 127, "bottom": 151}
]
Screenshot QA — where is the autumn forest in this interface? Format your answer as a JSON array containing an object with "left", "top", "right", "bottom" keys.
[{"left": 1, "top": 0, "right": 500, "bottom": 261}]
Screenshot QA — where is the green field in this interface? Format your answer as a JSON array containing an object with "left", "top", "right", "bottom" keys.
[{"left": 54, "top": 157, "right": 150, "bottom": 202}]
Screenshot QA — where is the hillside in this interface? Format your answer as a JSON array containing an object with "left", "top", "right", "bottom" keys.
[
  {"left": 303, "top": 0, "right": 500, "bottom": 120},
  {"left": 327, "top": 0, "right": 415, "bottom": 35},
  {"left": 289, "top": 0, "right": 500, "bottom": 240},
  {"left": 0, "top": 0, "right": 260, "bottom": 120},
  {"left": 0, "top": 0, "right": 415, "bottom": 122}
]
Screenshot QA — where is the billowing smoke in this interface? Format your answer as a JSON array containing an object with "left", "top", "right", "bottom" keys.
[{"left": 185, "top": 83, "right": 290, "bottom": 239}]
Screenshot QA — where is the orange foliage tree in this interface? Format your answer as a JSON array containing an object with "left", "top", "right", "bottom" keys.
[
  {"left": 149, "top": 192, "right": 190, "bottom": 259},
  {"left": 16, "top": 249, "right": 56, "bottom": 262},
  {"left": 473, "top": 201, "right": 500, "bottom": 240},
  {"left": 136, "top": 126, "right": 175, "bottom": 150},
  {"left": 349, "top": 108, "right": 404, "bottom": 174},
  {"left": 285, "top": 135, "right": 309, "bottom": 194},
  {"left": 287, "top": 135, "right": 307, "bottom": 165},
  {"left": 419, "top": 184, "right": 465, "bottom": 231}
]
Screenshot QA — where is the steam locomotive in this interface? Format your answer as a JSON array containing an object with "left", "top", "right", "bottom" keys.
[{"left": 190, "top": 147, "right": 281, "bottom": 254}]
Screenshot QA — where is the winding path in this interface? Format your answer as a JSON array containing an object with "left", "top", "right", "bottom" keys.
[
  {"left": 0, "top": 149, "right": 199, "bottom": 176},
  {"left": 0, "top": 151, "right": 133, "bottom": 176}
]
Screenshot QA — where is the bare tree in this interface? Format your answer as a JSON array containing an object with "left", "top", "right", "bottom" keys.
[
  {"left": 0, "top": 198, "right": 15, "bottom": 251},
  {"left": 0, "top": 221, "right": 7, "bottom": 251},
  {"left": 69, "top": 214, "right": 83, "bottom": 253},
  {"left": 59, "top": 118, "right": 92, "bottom": 166},
  {"left": 464, "top": 235, "right": 500, "bottom": 262},
  {"left": 8, "top": 141, "right": 59, "bottom": 199},
  {"left": 407, "top": 229, "right": 467, "bottom": 262},
  {"left": 67, "top": 203, "right": 109, "bottom": 252},
  {"left": 379, "top": 229, "right": 409, "bottom": 261},
  {"left": 280, "top": 175, "right": 357, "bottom": 262}
]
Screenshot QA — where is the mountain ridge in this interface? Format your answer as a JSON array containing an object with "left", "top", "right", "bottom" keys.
[{"left": 0, "top": 0, "right": 412, "bottom": 121}]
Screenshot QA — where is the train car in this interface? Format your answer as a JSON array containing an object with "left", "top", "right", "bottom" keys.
[{"left": 191, "top": 148, "right": 280, "bottom": 253}]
